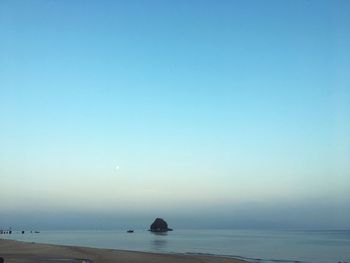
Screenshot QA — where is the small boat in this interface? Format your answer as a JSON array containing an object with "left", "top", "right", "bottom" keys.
[{"left": 127, "top": 230, "right": 134, "bottom": 233}]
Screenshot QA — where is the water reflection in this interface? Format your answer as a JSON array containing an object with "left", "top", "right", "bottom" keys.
[
  {"left": 150, "top": 231, "right": 168, "bottom": 236},
  {"left": 150, "top": 234, "right": 168, "bottom": 251}
]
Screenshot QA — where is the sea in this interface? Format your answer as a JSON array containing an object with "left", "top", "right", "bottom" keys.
[{"left": 2, "top": 229, "right": 350, "bottom": 263}]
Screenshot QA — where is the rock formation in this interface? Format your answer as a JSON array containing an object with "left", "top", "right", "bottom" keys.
[{"left": 149, "top": 218, "right": 173, "bottom": 232}]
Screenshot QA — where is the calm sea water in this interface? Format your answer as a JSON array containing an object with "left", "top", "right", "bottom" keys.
[{"left": 2, "top": 229, "right": 350, "bottom": 263}]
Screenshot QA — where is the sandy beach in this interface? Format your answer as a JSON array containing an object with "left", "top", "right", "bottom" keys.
[{"left": 0, "top": 239, "right": 247, "bottom": 263}]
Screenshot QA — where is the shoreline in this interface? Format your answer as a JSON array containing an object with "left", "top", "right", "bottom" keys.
[{"left": 0, "top": 238, "right": 248, "bottom": 263}]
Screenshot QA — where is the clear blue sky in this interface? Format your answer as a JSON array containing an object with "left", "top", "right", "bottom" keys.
[{"left": 1, "top": 0, "right": 349, "bottom": 229}]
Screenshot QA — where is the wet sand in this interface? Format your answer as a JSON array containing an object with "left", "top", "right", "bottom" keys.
[{"left": 0, "top": 239, "right": 247, "bottom": 263}]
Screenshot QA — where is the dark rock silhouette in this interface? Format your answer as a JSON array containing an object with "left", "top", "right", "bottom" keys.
[{"left": 149, "top": 218, "right": 173, "bottom": 232}]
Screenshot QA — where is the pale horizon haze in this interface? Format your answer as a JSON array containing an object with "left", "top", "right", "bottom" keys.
[{"left": 1, "top": 0, "right": 350, "bottom": 230}]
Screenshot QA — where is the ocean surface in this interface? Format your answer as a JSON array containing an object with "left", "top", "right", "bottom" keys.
[{"left": 2, "top": 229, "right": 350, "bottom": 263}]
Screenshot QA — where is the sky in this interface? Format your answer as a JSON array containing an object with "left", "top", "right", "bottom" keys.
[{"left": 1, "top": 0, "right": 350, "bottom": 230}]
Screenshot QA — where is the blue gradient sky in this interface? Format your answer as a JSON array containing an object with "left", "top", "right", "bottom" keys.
[{"left": 1, "top": 0, "right": 350, "bottom": 229}]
